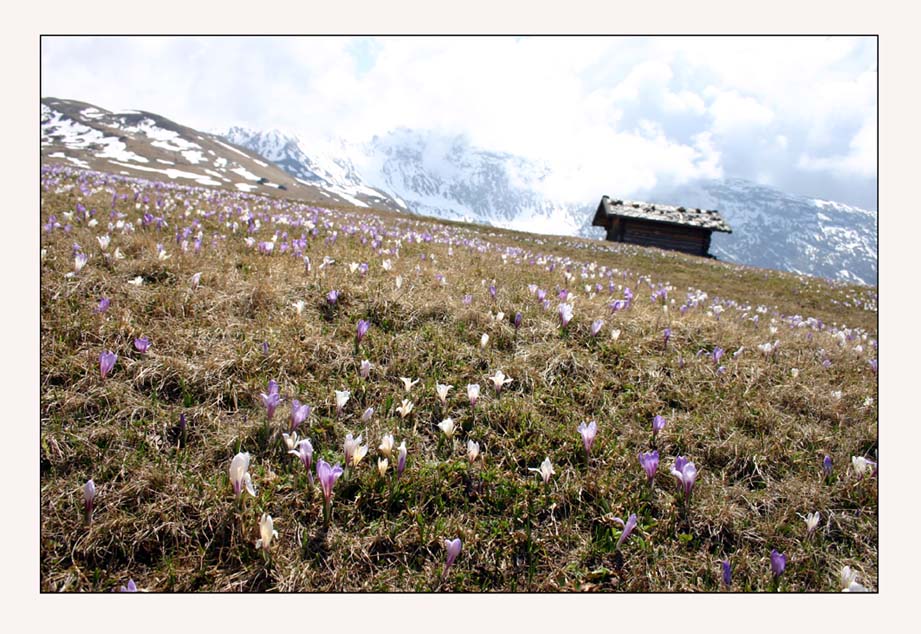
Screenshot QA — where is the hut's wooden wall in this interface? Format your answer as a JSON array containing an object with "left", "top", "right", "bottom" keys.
[{"left": 617, "top": 218, "right": 712, "bottom": 256}]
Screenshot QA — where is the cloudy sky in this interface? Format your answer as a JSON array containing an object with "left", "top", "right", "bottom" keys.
[{"left": 41, "top": 36, "right": 877, "bottom": 209}]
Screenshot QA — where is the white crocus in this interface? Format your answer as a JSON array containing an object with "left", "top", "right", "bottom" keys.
[
  {"left": 467, "top": 440, "right": 480, "bottom": 463},
  {"left": 255, "top": 513, "right": 278, "bottom": 550},
  {"left": 379, "top": 433, "right": 395, "bottom": 459},
  {"left": 840, "top": 566, "right": 868, "bottom": 592},
  {"left": 229, "top": 452, "right": 256, "bottom": 497},
  {"left": 395, "top": 275, "right": 403, "bottom": 289},
  {"left": 397, "top": 399, "right": 414, "bottom": 419},
  {"left": 292, "top": 300, "right": 306, "bottom": 316},
  {"left": 377, "top": 457, "right": 389, "bottom": 477},
  {"left": 611, "top": 329, "right": 621, "bottom": 341},
  {"left": 467, "top": 384, "right": 481, "bottom": 407},
  {"left": 437, "top": 418, "right": 456, "bottom": 440},
  {"left": 851, "top": 456, "right": 874, "bottom": 478},
  {"left": 790, "top": 368, "right": 800, "bottom": 378},
  {"left": 128, "top": 276, "right": 144, "bottom": 286},
  {"left": 352, "top": 442, "right": 369, "bottom": 467},
  {"left": 488, "top": 370, "right": 513, "bottom": 394},
  {"left": 480, "top": 333, "right": 490, "bottom": 349},
  {"left": 529, "top": 457, "right": 555, "bottom": 484},
  {"left": 335, "top": 390, "right": 350, "bottom": 416},
  {"left": 282, "top": 432, "right": 298, "bottom": 451},
  {"left": 804, "top": 511, "right": 820, "bottom": 536},
  {"left": 400, "top": 377, "right": 420, "bottom": 392},
  {"left": 97, "top": 235, "right": 111, "bottom": 251},
  {"left": 435, "top": 383, "right": 453, "bottom": 405}
]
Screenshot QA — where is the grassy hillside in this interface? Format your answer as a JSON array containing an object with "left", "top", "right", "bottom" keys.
[{"left": 40, "top": 164, "right": 878, "bottom": 592}]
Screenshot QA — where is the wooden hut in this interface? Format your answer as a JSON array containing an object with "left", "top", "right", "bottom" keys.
[{"left": 591, "top": 195, "right": 731, "bottom": 257}]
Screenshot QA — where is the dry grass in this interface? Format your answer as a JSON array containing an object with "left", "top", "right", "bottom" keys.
[{"left": 40, "top": 165, "right": 878, "bottom": 592}]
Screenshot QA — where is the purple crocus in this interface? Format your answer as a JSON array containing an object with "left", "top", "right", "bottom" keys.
[
  {"left": 316, "top": 459, "right": 344, "bottom": 525},
  {"left": 488, "top": 285, "right": 497, "bottom": 299},
  {"left": 671, "top": 456, "right": 698, "bottom": 500},
  {"left": 356, "top": 319, "right": 370, "bottom": 346},
  {"left": 444, "top": 537, "right": 462, "bottom": 577},
  {"left": 652, "top": 415, "right": 666, "bottom": 437},
  {"left": 663, "top": 328, "right": 671, "bottom": 346},
  {"left": 83, "top": 479, "right": 96, "bottom": 523},
  {"left": 577, "top": 421, "right": 597, "bottom": 459},
  {"left": 712, "top": 347, "right": 725, "bottom": 364},
  {"left": 558, "top": 303, "right": 574, "bottom": 328},
  {"left": 290, "top": 399, "right": 311, "bottom": 431},
  {"left": 95, "top": 297, "right": 110, "bottom": 314},
  {"left": 289, "top": 438, "right": 314, "bottom": 484},
  {"left": 638, "top": 450, "right": 659, "bottom": 483},
  {"left": 99, "top": 351, "right": 117, "bottom": 379},
  {"left": 260, "top": 380, "right": 282, "bottom": 421},
  {"left": 770, "top": 549, "right": 786, "bottom": 577},
  {"left": 513, "top": 312, "right": 522, "bottom": 331},
  {"left": 133, "top": 337, "right": 150, "bottom": 353},
  {"left": 614, "top": 514, "right": 637, "bottom": 549},
  {"left": 591, "top": 319, "right": 604, "bottom": 337},
  {"left": 261, "top": 341, "right": 269, "bottom": 355},
  {"left": 822, "top": 455, "right": 833, "bottom": 479},
  {"left": 721, "top": 560, "right": 732, "bottom": 588},
  {"left": 326, "top": 289, "right": 339, "bottom": 305},
  {"left": 118, "top": 579, "right": 138, "bottom": 593}
]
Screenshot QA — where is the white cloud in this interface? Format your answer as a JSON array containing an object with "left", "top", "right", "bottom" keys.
[{"left": 41, "top": 35, "right": 877, "bottom": 208}]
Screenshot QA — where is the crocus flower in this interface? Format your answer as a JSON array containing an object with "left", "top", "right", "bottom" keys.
[
  {"left": 671, "top": 456, "right": 698, "bottom": 500},
  {"left": 379, "top": 433, "right": 395, "bottom": 459},
  {"left": 638, "top": 450, "right": 659, "bottom": 483},
  {"left": 83, "top": 479, "right": 96, "bottom": 522},
  {"left": 851, "top": 456, "right": 876, "bottom": 479},
  {"left": 356, "top": 319, "right": 370, "bottom": 345},
  {"left": 255, "top": 513, "right": 278, "bottom": 550},
  {"left": 488, "top": 370, "right": 513, "bottom": 394},
  {"left": 282, "top": 431, "right": 299, "bottom": 452},
  {"left": 513, "top": 312, "right": 522, "bottom": 330},
  {"left": 823, "top": 455, "right": 833, "bottom": 478},
  {"left": 118, "top": 580, "right": 138, "bottom": 592},
  {"left": 229, "top": 452, "right": 256, "bottom": 497},
  {"left": 316, "top": 459, "right": 344, "bottom": 523},
  {"left": 804, "top": 511, "right": 821, "bottom": 537},
  {"left": 529, "top": 457, "right": 554, "bottom": 484},
  {"left": 260, "top": 380, "right": 282, "bottom": 421},
  {"left": 397, "top": 441, "right": 407, "bottom": 477},
  {"left": 95, "top": 297, "right": 110, "bottom": 313},
  {"left": 326, "top": 290, "right": 339, "bottom": 305},
  {"left": 591, "top": 319, "right": 604, "bottom": 337},
  {"left": 611, "top": 328, "right": 621, "bottom": 341},
  {"left": 74, "top": 252, "right": 89, "bottom": 273},
  {"left": 133, "top": 337, "right": 150, "bottom": 353},
  {"left": 344, "top": 433, "right": 363, "bottom": 467},
  {"left": 467, "top": 384, "right": 481, "bottom": 407},
  {"left": 99, "top": 350, "right": 117, "bottom": 379},
  {"left": 663, "top": 328, "right": 671, "bottom": 346},
  {"left": 438, "top": 418, "right": 456, "bottom": 440},
  {"left": 289, "top": 439, "right": 314, "bottom": 482},
  {"left": 261, "top": 342, "right": 269, "bottom": 355},
  {"left": 614, "top": 513, "right": 637, "bottom": 549},
  {"left": 377, "top": 457, "right": 389, "bottom": 477},
  {"left": 435, "top": 383, "right": 453, "bottom": 405},
  {"left": 290, "top": 400, "right": 311, "bottom": 431},
  {"left": 335, "top": 390, "right": 350, "bottom": 417},
  {"left": 400, "top": 377, "right": 420, "bottom": 392},
  {"left": 359, "top": 359, "right": 372, "bottom": 379},
  {"left": 840, "top": 566, "right": 869, "bottom": 592},
  {"left": 770, "top": 549, "right": 786, "bottom": 577},
  {"left": 652, "top": 415, "right": 666, "bottom": 437},
  {"left": 467, "top": 440, "right": 480, "bottom": 463},
  {"left": 190, "top": 272, "right": 202, "bottom": 288},
  {"left": 721, "top": 560, "right": 732, "bottom": 588},
  {"left": 444, "top": 538, "right": 462, "bottom": 576},
  {"left": 480, "top": 333, "right": 490, "bottom": 348},
  {"left": 558, "top": 303, "right": 574, "bottom": 328},
  {"left": 362, "top": 407, "right": 374, "bottom": 422},
  {"left": 577, "top": 421, "right": 597, "bottom": 458},
  {"left": 712, "top": 347, "right": 725, "bottom": 364},
  {"left": 397, "top": 399, "right": 414, "bottom": 419}
]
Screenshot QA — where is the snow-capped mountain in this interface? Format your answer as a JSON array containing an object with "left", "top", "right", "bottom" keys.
[
  {"left": 638, "top": 179, "right": 878, "bottom": 285},
  {"left": 223, "top": 126, "right": 877, "bottom": 285}
]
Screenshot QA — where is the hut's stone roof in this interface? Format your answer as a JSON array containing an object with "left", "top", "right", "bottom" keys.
[{"left": 594, "top": 196, "right": 732, "bottom": 233}]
